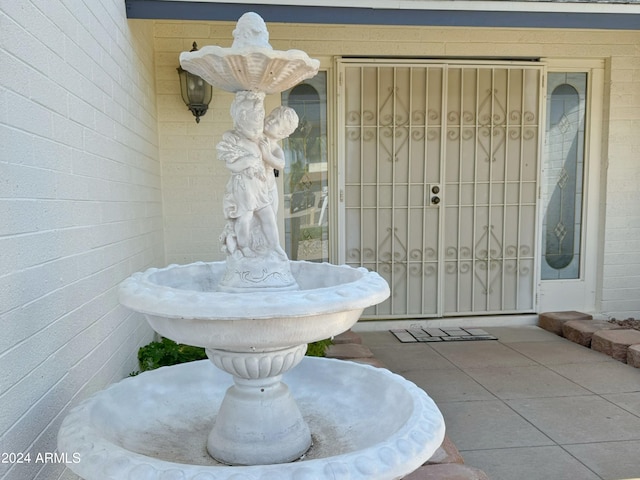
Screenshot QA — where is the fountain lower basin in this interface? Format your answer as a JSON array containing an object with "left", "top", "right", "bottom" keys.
[{"left": 57, "top": 357, "right": 445, "bottom": 480}]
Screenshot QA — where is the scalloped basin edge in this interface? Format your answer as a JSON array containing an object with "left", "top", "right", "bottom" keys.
[
  {"left": 57, "top": 357, "right": 445, "bottom": 480},
  {"left": 118, "top": 261, "right": 391, "bottom": 350}
]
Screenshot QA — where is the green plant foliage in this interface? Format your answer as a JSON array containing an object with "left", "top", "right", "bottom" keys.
[
  {"left": 306, "top": 338, "right": 332, "bottom": 357},
  {"left": 138, "top": 338, "right": 207, "bottom": 372},
  {"left": 136, "top": 337, "right": 332, "bottom": 372}
]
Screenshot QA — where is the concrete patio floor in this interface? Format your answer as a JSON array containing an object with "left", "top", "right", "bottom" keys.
[{"left": 358, "top": 325, "right": 640, "bottom": 480}]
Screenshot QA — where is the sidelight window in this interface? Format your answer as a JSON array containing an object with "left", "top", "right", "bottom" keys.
[{"left": 541, "top": 72, "right": 587, "bottom": 280}]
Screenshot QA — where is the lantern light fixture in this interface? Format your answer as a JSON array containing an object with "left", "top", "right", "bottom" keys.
[{"left": 177, "top": 42, "right": 213, "bottom": 123}]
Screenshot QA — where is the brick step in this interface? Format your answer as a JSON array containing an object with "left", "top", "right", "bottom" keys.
[
  {"left": 427, "top": 436, "right": 464, "bottom": 465},
  {"left": 404, "top": 463, "right": 489, "bottom": 480},
  {"left": 628, "top": 344, "right": 640, "bottom": 368},
  {"left": 591, "top": 329, "right": 640, "bottom": 363},
  {"left": 541, "top": 313, "right": 640, "bottom": 369},
  {"left": 538, "top": 311, "right": 593, "bottom": 336},
  {"left": 562, "top": 319, "right": 627, "bottom": 347}
]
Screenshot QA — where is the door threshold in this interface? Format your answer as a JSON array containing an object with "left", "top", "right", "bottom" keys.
[{"left": 352, "top": 314, "right": 538, "bottom": 332}]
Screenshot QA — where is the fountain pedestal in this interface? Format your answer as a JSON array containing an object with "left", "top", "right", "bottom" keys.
[
  {"left": 206, "top": 345, "right": 311, "bottom": 465},
  {"left": 112, "top": 260, "right": 394, "bottom": 469},
  {"left": 58, "top": 356, "right": 446, "bottom": 480}
]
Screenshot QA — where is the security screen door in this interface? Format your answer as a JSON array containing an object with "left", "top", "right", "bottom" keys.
[{"left": 339, "top": 61, "right": 542, "bottom": 317}]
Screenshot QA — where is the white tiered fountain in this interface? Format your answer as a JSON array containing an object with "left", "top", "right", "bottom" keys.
[{"left": 58, "top": 13, "right": 445, "bottom": 480}]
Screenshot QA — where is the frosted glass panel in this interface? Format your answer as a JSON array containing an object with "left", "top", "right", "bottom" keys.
[{"left": 542, "top": 73, "right": 587, "bottom": 280}]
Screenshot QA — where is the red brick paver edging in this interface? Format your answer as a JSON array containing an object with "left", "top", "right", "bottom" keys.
[
  {"left": 562, "top": 319, "right": 626, "bottom": 347},
  {"left": 591, "top": 329, "right": 640, "bottom": 363},
  {"left": 628, "top": 344, "right": 640, "bottom": 368},
  {"left": 540, "top": 314, "right": 640, "bottom": 368},
  {"left": 404, "top": 463, "right": 490, "bottom": 480},
  {"left": 539, "top": 311, "right": 593, "bottom": 336}
]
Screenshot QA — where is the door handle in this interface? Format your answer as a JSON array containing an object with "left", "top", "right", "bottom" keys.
[{"left": 431, "top": 196, "right": 440, "bottom": 205}]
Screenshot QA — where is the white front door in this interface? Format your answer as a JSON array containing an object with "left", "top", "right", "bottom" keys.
[{"left": 338, "top": 60, "right": 543, "bottom": 318}]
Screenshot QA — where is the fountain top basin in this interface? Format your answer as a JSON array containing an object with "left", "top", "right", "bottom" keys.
[
  {"left": 180, "top": 45, "right": 320, "bottom": 94},
  {"left": 118, "top": 260, "right": 390, "bottom": 350},
  {"left": 178, "top": 11, "right": 319, "bottom": 93}
]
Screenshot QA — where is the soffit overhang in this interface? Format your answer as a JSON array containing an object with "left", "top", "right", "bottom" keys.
[{"left": 125, "top": 0, "right": 640, "bottom": 29}]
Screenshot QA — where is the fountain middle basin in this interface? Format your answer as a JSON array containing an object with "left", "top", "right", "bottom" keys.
[
  {"left": 58, "top": 356, "right": 445, "bottom": 480},
  {"left": 118, "top": 260, "right": 390, "bottom": 351}
]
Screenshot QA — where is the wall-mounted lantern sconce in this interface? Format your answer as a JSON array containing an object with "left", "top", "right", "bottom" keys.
[{"left": 177, "top": 42, "right": 213, "bottom": 123}]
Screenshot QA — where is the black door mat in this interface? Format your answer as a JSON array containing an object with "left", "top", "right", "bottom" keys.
[{"left": 390, "top": 327, "right": 497, "bottom": 343}]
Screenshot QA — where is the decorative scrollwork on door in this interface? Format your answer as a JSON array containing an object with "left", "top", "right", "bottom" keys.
[
  {"left": 343, "top": 63, "right": 540, "bottom": 316},
  {"left": 445, "top": 225, "right": 533, "bottom": 296}
]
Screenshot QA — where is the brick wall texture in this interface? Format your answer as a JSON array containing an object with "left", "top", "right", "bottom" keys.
[{"left": 1, "top": 2, "right": 162, "bottom": 479}]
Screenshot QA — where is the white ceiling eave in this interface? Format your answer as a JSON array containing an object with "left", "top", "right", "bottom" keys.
[
  {"left": 161, "top": 0, "right": 640, "bottom": 13},
  {"left": 125, "top": 0, "right": 640, "bottom": 29}
]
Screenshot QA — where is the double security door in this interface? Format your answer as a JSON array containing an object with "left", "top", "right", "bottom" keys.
[{"left": 338, "top": 61, "right": 542, "bottom": 318}]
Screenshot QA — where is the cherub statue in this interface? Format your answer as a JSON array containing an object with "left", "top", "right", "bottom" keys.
[
  {"left": 259, "top": 106, "right": 300, "bottom": 217},
  {"left": 218, "top": 91, "right": 287, "bottom": 259}
]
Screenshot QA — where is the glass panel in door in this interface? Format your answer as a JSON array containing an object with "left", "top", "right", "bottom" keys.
[
  {"left": 281, "top": 72, "right": 329, "bottom": 262},
  {"left": 541, "top": 72, "right": 587, "bottom": 280}
]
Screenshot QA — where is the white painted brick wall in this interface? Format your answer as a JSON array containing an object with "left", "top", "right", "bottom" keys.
[
  {"left": 601, "top": 54, "right": 640, "bottom": 318},
  {"left": 0, "top": 1, "right": 162, "bottom": 478},
  {"left": 155, "top": 23, "right": 235, "bottom": 264}
]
